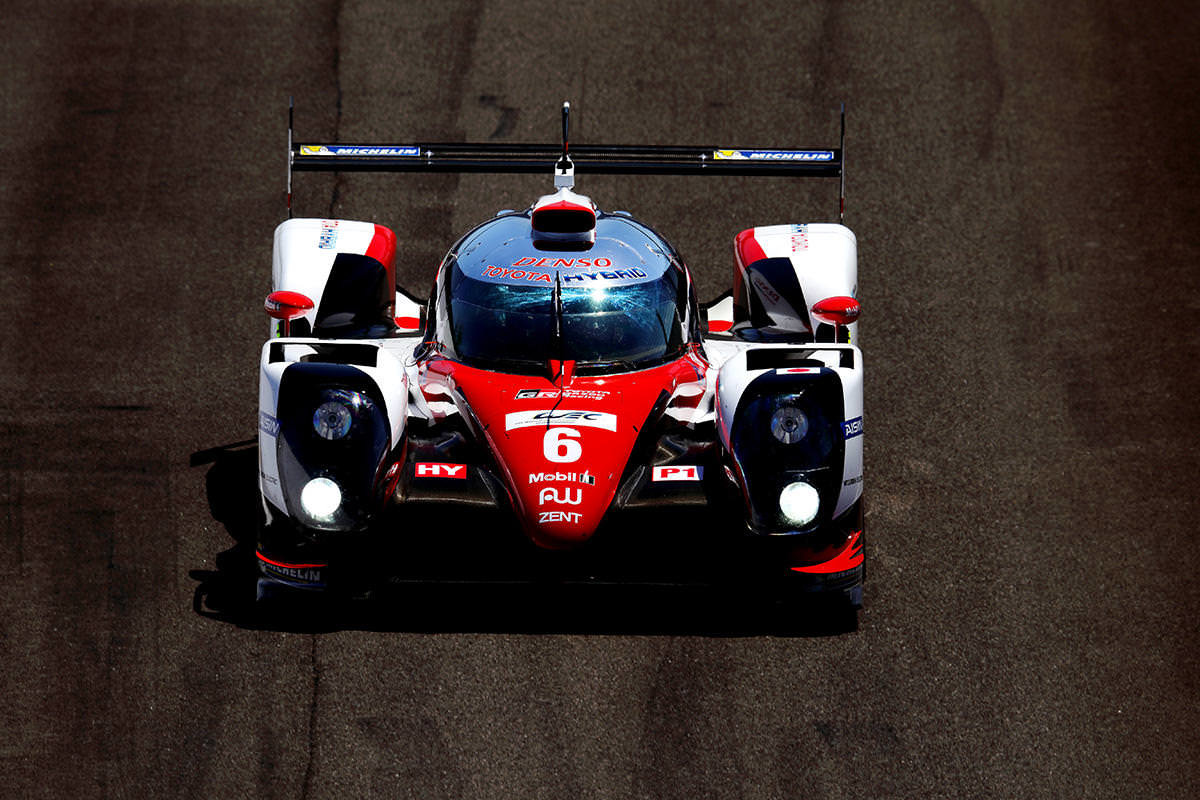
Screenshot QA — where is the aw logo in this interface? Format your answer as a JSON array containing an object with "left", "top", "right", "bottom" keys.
[{"left": 538, "top": 487, "right": 582, "bottom": 506}]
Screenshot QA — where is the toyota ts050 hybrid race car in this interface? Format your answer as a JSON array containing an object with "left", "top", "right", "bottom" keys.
[{"left": 255, "top": 103, "right": 864, "bottom": 612}]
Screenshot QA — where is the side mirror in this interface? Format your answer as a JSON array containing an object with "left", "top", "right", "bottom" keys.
[
  {"left": 811, "top": 296, "right": 860, "bottom": 326},
  {"left": 265, "top": 290, "right": 314, "bottom": 337}
]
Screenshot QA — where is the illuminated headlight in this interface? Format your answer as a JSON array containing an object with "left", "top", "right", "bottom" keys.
[
  {"left": 300, "top": 477, "right": 342, "bottom": 522},
  {"left": 779, "top": 481, "right": 820, "bottom": 526},
  {"left": 770, "top": 405, "right": 809, "bottom": 444},
  {"left": 313, "top": 396, "right": 355, "bottom": 440}
]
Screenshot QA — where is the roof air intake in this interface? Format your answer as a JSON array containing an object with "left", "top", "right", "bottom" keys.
[{"left": 531, "top": 188, "right": 596, "bottom": 248}]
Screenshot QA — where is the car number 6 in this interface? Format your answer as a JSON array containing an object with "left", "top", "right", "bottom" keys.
[{"left": 543, "top": 427, "right": 582, "bottom": 463}]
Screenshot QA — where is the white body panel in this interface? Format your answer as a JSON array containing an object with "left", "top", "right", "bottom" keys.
[
  {"left": 257, "top": 338, "right": 413, "bottom": 516},
  {"left": 738, "top": 223, "right": 859, "bottom": 342},
  {"left": 271, "top": 218, "right": 386, "bottom": 335},
  {"left": 713, "top": 342, "right": 863, "bottom": 519}
]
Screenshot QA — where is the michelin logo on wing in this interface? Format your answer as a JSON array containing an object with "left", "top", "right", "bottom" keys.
[
  {"left": 300, "top": 145, "right": 421, "bottom": 157},
  {"left": 713, "top": 149, "right": 835, "bottom": 162}
]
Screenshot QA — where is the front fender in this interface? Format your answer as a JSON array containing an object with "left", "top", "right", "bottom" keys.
[
  {"left": 258, "top": 341, "right": 408, "bottom": 531},
  {"left": 716, "top": 345, "right": 862, "bottom": 534}
]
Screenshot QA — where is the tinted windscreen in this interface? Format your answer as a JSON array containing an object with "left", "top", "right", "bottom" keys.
[{"left": 447, "top": 268, "right": 684, "bottom": 371}]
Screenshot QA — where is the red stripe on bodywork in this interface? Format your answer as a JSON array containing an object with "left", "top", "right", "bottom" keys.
[
  {"left": 734, "top": 228, "right": 768, "bottom": 271},
  {"left": 733, "top": 228, "right": 768, "bottom": 319},
  {"left": 791, "top": 530, "right": 863, "bottom": 574},
  {"left": 366, "top": 224, "right": 397, "bottom": 291},
  {"left": 366, "top": 224, "right": 396, "bottom": 266},
  {"left": 256, "top": 551, "right": 328, "bottom": 570}
]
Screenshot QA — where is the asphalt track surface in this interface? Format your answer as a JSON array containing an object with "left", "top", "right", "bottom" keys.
[{"left": 3, "top": 1, "right": 1199, "bottom": 797}]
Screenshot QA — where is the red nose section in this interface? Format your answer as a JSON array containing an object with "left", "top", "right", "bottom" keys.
[
  {"left": 499, "top": 407, "right": 634, "bottom": 548},
  {"left": 483, "top": 386, "right": 638, "bottom": 549},
  {"left": 432, "top": 357, "right": 705, "bottom": 549}
]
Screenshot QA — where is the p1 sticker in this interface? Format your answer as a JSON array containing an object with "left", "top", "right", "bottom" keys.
[{"left": 651, "top": 465, "right": 703, "bottom": 482}]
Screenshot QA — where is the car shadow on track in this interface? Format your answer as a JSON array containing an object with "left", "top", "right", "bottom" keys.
[{"left": 188, "top": 443, "right": 858, "bottom": 637}]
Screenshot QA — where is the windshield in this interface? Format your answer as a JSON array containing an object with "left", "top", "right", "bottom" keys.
[{"left": 445, "top": 266, "right": 686, "bottom": 372}]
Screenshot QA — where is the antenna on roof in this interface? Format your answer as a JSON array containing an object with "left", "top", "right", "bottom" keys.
[
  {"left": 287, "top": 96, "right": 295, "bottom": 219},
  {"left": 554, "top": 101, "right": 575, "bottom": 190},
  {"left": 838, "top": 102, "right": 846, "bottom": 224}
]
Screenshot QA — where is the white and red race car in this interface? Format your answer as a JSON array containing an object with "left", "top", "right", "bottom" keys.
[{"left": 256, "top": 104, "right": 864, "bottom": 609}]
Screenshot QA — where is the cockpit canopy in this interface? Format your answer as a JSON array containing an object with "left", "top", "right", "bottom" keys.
[{"left": 432, "top": 211, "right": 694, "bottom": 374}]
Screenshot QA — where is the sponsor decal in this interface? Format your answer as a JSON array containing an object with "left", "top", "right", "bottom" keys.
[
  {"left": 777, "top": 367, "right": 820, "bottom": 374},
  {"left": 256, "top": 552, "right": 326, "bottom": 584},
  {"left": 651, "top": 465, "right": 703, "bottom": 482},
  {"left": 750, "top": 273, "right": 781, "bottom": 305},
  {"left": 301, "top": 145, "right": 421, "bottom": 157},
  {"left": 529, "top": 471, "right": 596, "bottom": 485},
  {"left": 844, "top": 474, "right": 863, "bottom": 486},
  {"left": 842, "top": 416, "right": 864, "bottom": 439},
  {"left": 262, "top": 563, "right": 323, "bottom": 583},
  {"left": 791, "top": 224, "right": 809, "bottom": 251},
  {"left": 538, "top": 487, "right": 583, "bottom": 505},
  {"left": 259, "top": 411, "right": 280, "bottom": 437},
  {"left": 481, "top": 266, "right": 553, "bottom": 283},
  {"left": 414, "top": 462, "right": 467, "bottom": 479},
  {"left": 512, "top": 257, "right": 613, "bottom": 268},
  {"left": 713, "top": 149, "right": 835, "bottom": 162},
  {"left": 515, "top": 388, "right": 610, "bottom": 401},
  {"left": 318, "top": 219, "right": 339, "bottom": 250},
  {"left": 480, "top": 265, "right": 649, "bottom": 284},
  {"left": 539, "top": 511, "right": 582, "bottom": 524},
  {"left": 506, "top": 410, "right": 617, "bottom": 431},
  {"left": 561, "top": 268, "right": 647, "bottom": 283}
]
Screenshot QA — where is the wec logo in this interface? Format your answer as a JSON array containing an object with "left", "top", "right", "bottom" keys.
[{"left": 505, "top": 410, "right": 617, "bottom": 431}]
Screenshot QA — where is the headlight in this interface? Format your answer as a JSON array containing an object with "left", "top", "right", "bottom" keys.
[
  {"left": 770, "top": 405, "right": 809, "bottom": 444},
  {"left": 312, "top": 390, "right": 366, "bottom": 440},
  {"left": 300, "top": 477, "right": 342, "bottom": 522},
  {"left": 779, "top": 481, "right": 820, "bottom": 526}
]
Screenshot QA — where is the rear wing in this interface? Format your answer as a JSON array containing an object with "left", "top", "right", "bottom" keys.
[{"left": 287, "top": 100, "right": 846, "bottom": 219}]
